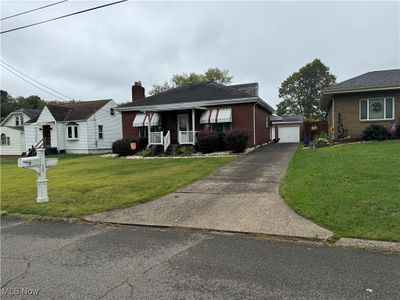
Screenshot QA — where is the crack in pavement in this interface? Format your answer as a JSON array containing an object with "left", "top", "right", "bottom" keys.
[{"left": 1, "top": 255, "right": 32, "bottom": 289}]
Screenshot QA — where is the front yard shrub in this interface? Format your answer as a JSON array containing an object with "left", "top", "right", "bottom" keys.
[
  {"left": 362, "top": 125, "right": 390, "bottom": 141},
  {"left": 138, "top": 137, "right": 148, "bottom": 151},
  {"left": 112, "top": 138, "right": 136, "bottom": 156},
  {"left": 196, "top": 131, "right": 219, "bottom": 153},
  {"left": 177, "top": 146, "right": 195, "bottom": 156},
  {"left": 138, "top": 148, "right": 152, "bottom": 157},
  {"left": 224, "top": 130, "right": 248, "bottom": 153},
  {"left": 217, "top": 132, "right": 226, "bottom": 151},
  {"left": 313, "top": 132, "right": 332, "bottom": 148}
]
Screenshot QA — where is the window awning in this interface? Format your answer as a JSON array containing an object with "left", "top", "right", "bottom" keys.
[
  {"left": 132, "top": 113, "right": 161, "bottom": 127},
  {"left": 200, "top": 108, "right": 232, "bottom": 124}
]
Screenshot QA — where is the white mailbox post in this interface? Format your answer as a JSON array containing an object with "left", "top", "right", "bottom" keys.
[{"left": 18, "top": 148, "right": 58, "bottom": 203}]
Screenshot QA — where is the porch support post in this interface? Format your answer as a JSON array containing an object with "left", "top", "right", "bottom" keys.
[
  {"left": 146, "top": 111, "right": 151, "bottom": 147},
  {"left": 192, "top": 109, "right": 195, "bottom": 145}
]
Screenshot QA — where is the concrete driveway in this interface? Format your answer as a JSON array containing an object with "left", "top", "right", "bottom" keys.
[{"left": 86, "top": 144, "right": 332, "bottom": 240}]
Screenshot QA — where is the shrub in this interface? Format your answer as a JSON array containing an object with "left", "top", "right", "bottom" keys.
[
  {"left": 217, "top": 132, "right": 226, "bottom": 151},
  {"left": 313, "top": 132, "right": 332, "bottom": 148},
  {"left": 112, "top": 138, "right": 136, "bottom": 156},
  {"left": 362, "top": 125, "right": 390, "bottom": 141},
  {"left": 137, "top": 138, "right": 148, "bottom": 151},
  {"left": 196, "top": 131, "right": 219, "bottom": 153},
  {"left": 138, "top": 148, "right": 152, "bottom": 157},
  {"left": 177, "top": 146, "right": 195, "bottom": 156},
  {"left": 224, "top": 130, "right": 248, "bottom": 153}
]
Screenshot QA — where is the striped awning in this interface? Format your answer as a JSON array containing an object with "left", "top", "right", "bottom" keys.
[
  {"left": 132, "top": 113, "right": 161, "bottom": 127},
  {"left": 200, "top": 108, "right": 232, "bottom": 124}
]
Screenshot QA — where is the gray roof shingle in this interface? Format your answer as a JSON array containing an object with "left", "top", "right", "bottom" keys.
[{"left": 323, "top": 69, "right": 400, "bottom": 93}]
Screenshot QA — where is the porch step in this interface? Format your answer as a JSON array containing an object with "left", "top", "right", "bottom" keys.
[{"left": 165, "top": 144, "right": 179, "bottom": 156}]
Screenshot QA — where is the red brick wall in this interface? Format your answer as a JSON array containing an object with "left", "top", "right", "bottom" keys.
[
  {"left": 255, "top": 105, "right": 270, "bottom": 145},
  {"left": 122, "top": 111, "right": 139, "bottom": 140}
]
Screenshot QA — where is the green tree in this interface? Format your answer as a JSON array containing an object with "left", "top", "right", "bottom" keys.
[
  {"left": 276, "top": 59, "right": 336, "bottom": 119},
  {"left": 0, "top": 90, "right": 45, "bottom": 121},
  {"left": 149, "top": 67, "right": 233, "bottom": 95}
]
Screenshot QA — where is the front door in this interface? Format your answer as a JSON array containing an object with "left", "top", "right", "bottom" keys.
[
  {"left": 177, "top": 114, "right": 189, "bottom": 144},
  {"left": 43, "top": 125, "right": 51, "bottom": 148}
]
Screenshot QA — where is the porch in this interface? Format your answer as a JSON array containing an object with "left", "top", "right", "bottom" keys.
[{"left": 132, "top": 107, "right": 232, "bottom": 151}]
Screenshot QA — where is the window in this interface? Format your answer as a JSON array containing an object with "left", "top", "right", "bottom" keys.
[
  {"left": 15, "top": 115, "right": 23, "bottom": 126},
  {"left": 98, "top": 125, "right": 103, "bottom": 139},
  {"left": 66, "top": 123, "right": 79, "bottom": 140},
  {"left": 209, "top": 123, "right": 231, "bottom": 132},
  {"left": 266, "top": 115, "right": 269, "bottom": 128},
  {"left": 360, "top": 98, "right": 395, "bottom": 120},
  {"left": 1, "top": 134, "right": 10, "bottom": 146},
  {"left": 110, "top": 108, "right": 115, "bottom": 115},
  {"left": 139, "top": 127, "right": 148, "bottom": 139}
]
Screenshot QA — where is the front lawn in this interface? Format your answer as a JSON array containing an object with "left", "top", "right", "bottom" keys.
[
  {"left": 1, "top": 155, "right": 235, "bottom": 217},
  {"left": 281, "top": 141, "right": 400, "bottom": 242}
]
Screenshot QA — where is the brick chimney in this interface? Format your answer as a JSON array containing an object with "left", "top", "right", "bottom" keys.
[{"left": 132, "top": 81, "right": 145, "bottom": 101}]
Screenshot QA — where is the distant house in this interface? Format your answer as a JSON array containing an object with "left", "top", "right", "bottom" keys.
[
  {"left": 117, "top": 81, "right": 274, "bottom": 151},
  {"left": 0, "top": 108, "right": 40, "bottom": 156},
  {"left": 321, "top": 69, "right": 400, "bottom": 139},
  {"left": 24, "top": 100, "right": 122, "bottom": 154}
]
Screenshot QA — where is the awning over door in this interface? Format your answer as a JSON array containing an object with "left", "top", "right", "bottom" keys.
[
  {"left": 200, "top": 108, "right": 232, "bottom": 124},
  {"left": 132, "top": 113, "right": 161, "bottom": 127}
]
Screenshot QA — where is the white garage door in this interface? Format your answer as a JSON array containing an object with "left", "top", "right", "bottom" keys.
[{"left": 278, "top": 126, "right": 300, "bottom": 143}]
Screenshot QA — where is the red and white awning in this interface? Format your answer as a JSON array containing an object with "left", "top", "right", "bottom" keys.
[
  {"left": 132, "top": 113, "right": 161, "bottom": 127},
  {"left": 200, "top": 108, "right": 232, "bottom": 124}
]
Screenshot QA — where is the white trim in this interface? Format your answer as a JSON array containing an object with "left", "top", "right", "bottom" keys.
[
  {"left": 191, "top": 109, "right": 195, "bottom": 146},
  {"left": 116, "top": 97, "right": 274, "bottom": 113},
  {"left": 359, "top": 97, "right": 395, "bottom": 121},
  {"left": 177, "top": 113, "right": 189, "bottom": 144},
  {"left": 271, "top": 121, "right": 303, "bottom": 125},
  {"left": 323, "top": 85, "right": 400, "bottom": 95}
]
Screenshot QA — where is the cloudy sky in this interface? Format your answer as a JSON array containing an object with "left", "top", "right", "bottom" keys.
[{"left": 1, "top": 1, "right": 399, "bottom": 108}]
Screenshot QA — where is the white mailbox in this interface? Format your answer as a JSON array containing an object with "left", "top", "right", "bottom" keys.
[{"left": 17, "top": 148, "right": 58, "bottom": 203}]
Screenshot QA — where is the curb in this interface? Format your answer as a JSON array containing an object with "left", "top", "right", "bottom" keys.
[{"left": 335, "top": 238, "right": 400, "bottom": 253}]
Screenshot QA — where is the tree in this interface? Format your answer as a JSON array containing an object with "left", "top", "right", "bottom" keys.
[
  {"left": 276, "top": 59, "right": 336, "bottom": 119},
  {"left": 149, "top": 67, "right": 233, "bottom": 95},
  {"left": 0, "top": 90, "right": 45, "bottom": 121}
]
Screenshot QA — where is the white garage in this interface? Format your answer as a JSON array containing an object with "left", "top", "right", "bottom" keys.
[{"left": 270, "top": 115, "right": 303, "bottom": 143}]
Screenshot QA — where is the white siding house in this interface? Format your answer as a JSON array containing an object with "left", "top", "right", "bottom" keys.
[
  {"left": 24, "top": 100, "right": 122, "bottom": 154},
  {"left": 0, "top": 109, "right": 40, "bottom": 156}
]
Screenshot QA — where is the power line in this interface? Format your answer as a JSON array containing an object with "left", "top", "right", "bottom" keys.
[
  {"left": 1, "top": 0, "right": 128, "bottom": 34},
  {"left": 0, "top": 63, "right": 68, "bottom": 100},
  {"left": 1, "top": 1, "right": 69, "bottom": 21},
  {"left": 0, "top": 60, "right": 74, "bottom": 100}
]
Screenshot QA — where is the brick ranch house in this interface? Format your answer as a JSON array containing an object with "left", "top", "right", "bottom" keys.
[
  {"left": 321, "top": 69, "right": 400, "bottom": 139},
  {"left": 117, "top": 82, "right": 274, "bottom": 151}
]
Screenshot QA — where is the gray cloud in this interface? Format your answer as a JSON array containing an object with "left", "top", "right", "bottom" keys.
[{"left": 1, "top": 1, "right": 399, "bottom": 108}]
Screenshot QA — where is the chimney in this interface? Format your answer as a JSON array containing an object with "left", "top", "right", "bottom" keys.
[{"left": 132, "top": 81, "right": 145, "bottom": 101}]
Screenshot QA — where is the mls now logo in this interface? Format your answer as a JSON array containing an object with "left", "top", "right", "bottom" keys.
[{"left": 1, "top": 287, "right": 40, "bottom": 296}]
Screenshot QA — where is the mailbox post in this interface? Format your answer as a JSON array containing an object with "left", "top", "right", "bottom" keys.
[{"left": 18, "top": 148, "right": 58, "bottom": 203}]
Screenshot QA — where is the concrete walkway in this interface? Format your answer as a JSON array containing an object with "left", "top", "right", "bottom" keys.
[{"left": 86, "top": 144, "right": 333, "bottom": 240}]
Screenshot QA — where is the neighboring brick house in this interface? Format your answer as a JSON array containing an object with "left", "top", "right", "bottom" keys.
[
  {"left": 321, "top": 69, "right": 400, "bottom": 139},
  {"left": 117, "top": 82, "right": 274, "bottom": 151}
]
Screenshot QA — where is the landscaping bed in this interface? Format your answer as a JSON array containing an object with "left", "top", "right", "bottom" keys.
[
  {"left": 0, "top": 154, "right": 235, "bottom": 217},
  {"left": 280, "top": 140, "right": 400, "bottom": 242}
]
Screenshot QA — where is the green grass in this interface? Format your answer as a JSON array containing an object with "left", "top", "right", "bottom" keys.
[
  {"left": 1, "top": 154, "right": 235, "bottom": 217},
  {"left": 281, "top": 140, "right": 400, "bottom": 242}
]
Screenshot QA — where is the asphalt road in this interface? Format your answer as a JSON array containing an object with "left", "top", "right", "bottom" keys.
[{"left": 1, "top": 218, "right": 399, "bottom": 299}]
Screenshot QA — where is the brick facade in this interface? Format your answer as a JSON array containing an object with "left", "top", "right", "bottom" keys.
[{"left": 327, "top": 90, "right": 400, "bottom": 139}]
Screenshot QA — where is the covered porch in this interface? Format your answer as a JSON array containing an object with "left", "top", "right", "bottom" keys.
[{"left": 132, "top": 107, "right": 232, "bottom": 151}]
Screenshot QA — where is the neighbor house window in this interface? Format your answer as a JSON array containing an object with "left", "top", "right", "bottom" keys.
[
  {"left": 209, "top": 123, "right": 231, "bottom": 132},
  {"left": 66, "top": 123, "right": 79, "bottom": 140},
  {"left": 1, "top": 134, "right": 10, "bottom": 145},
  {"left": 98, "top": 125, "right": 103, "bottom": 139},
  {"left": 15, "top": 115, "right": 23, "bottom": 126},
  {"left": 110, "top": 108, "right": 115, "bottom": 115},
  {"left": 360, "top": 98, "right": 395, "bottom": 120}
]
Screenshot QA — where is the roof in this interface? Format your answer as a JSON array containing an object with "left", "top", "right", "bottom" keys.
[
  {"left": 118, "top": 82, "right": 273, "bottom": 113},
  {"left": 34, "top": 99, "right": 111, "bottom": 123},
  {"left": 320, "top": 69, "right": 400, "bottom": 110},
  {"left": 0, "top": 108, "right": 41, "bottom": 126},
  {"left": 323, "top": 69, "right": 400, "bottom": 93},
  {"left": 271, "top": 115, "right": 304, "bottom": 123}
]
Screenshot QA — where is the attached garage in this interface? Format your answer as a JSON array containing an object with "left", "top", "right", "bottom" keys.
[{"left": 270, "top": 115, "right": 303, "bottom": 143}]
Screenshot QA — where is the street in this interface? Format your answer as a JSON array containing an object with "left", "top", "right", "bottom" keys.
[{"left": 1, "top": 218, "right": 399, "bottom": 299}]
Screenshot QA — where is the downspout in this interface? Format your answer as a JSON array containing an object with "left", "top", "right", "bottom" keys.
[
  {"left": 332, "top": 97, "right": 335, "bottom": 140},
  {"left": 253, "top": 104, "right": 256, "bottom": 146}
]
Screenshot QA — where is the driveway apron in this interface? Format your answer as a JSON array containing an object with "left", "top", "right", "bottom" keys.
[{"left": 85, "top": 144, "right": 333, "bottom": 240}]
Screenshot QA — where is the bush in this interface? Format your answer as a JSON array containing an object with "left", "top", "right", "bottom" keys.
[
  {"left": 177, "top": 146, "right": 195, "bottom": 156},
  {"left": 224, "top": 130, "right": 248, "bottom": 153},
  {"left": 196, "top": 131, "right": 219, "bottom": 153},
  {"left": 313, "top": 132, "right": 332, "bottom": 148},
  {"left": 362, "top": 125, "right": 390, "bottom": 141},
  {"left": 217, "top": 132, "right": 226, "bottom": 151},
  {"left": 138, "top": 148, "right": 152, "bottom": 157},
  {"left": 112, "top": 138, "right": 136, "bottom": 156},
  {"left": 137, "top": 138, "right": 148, "bottom": 151}
]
